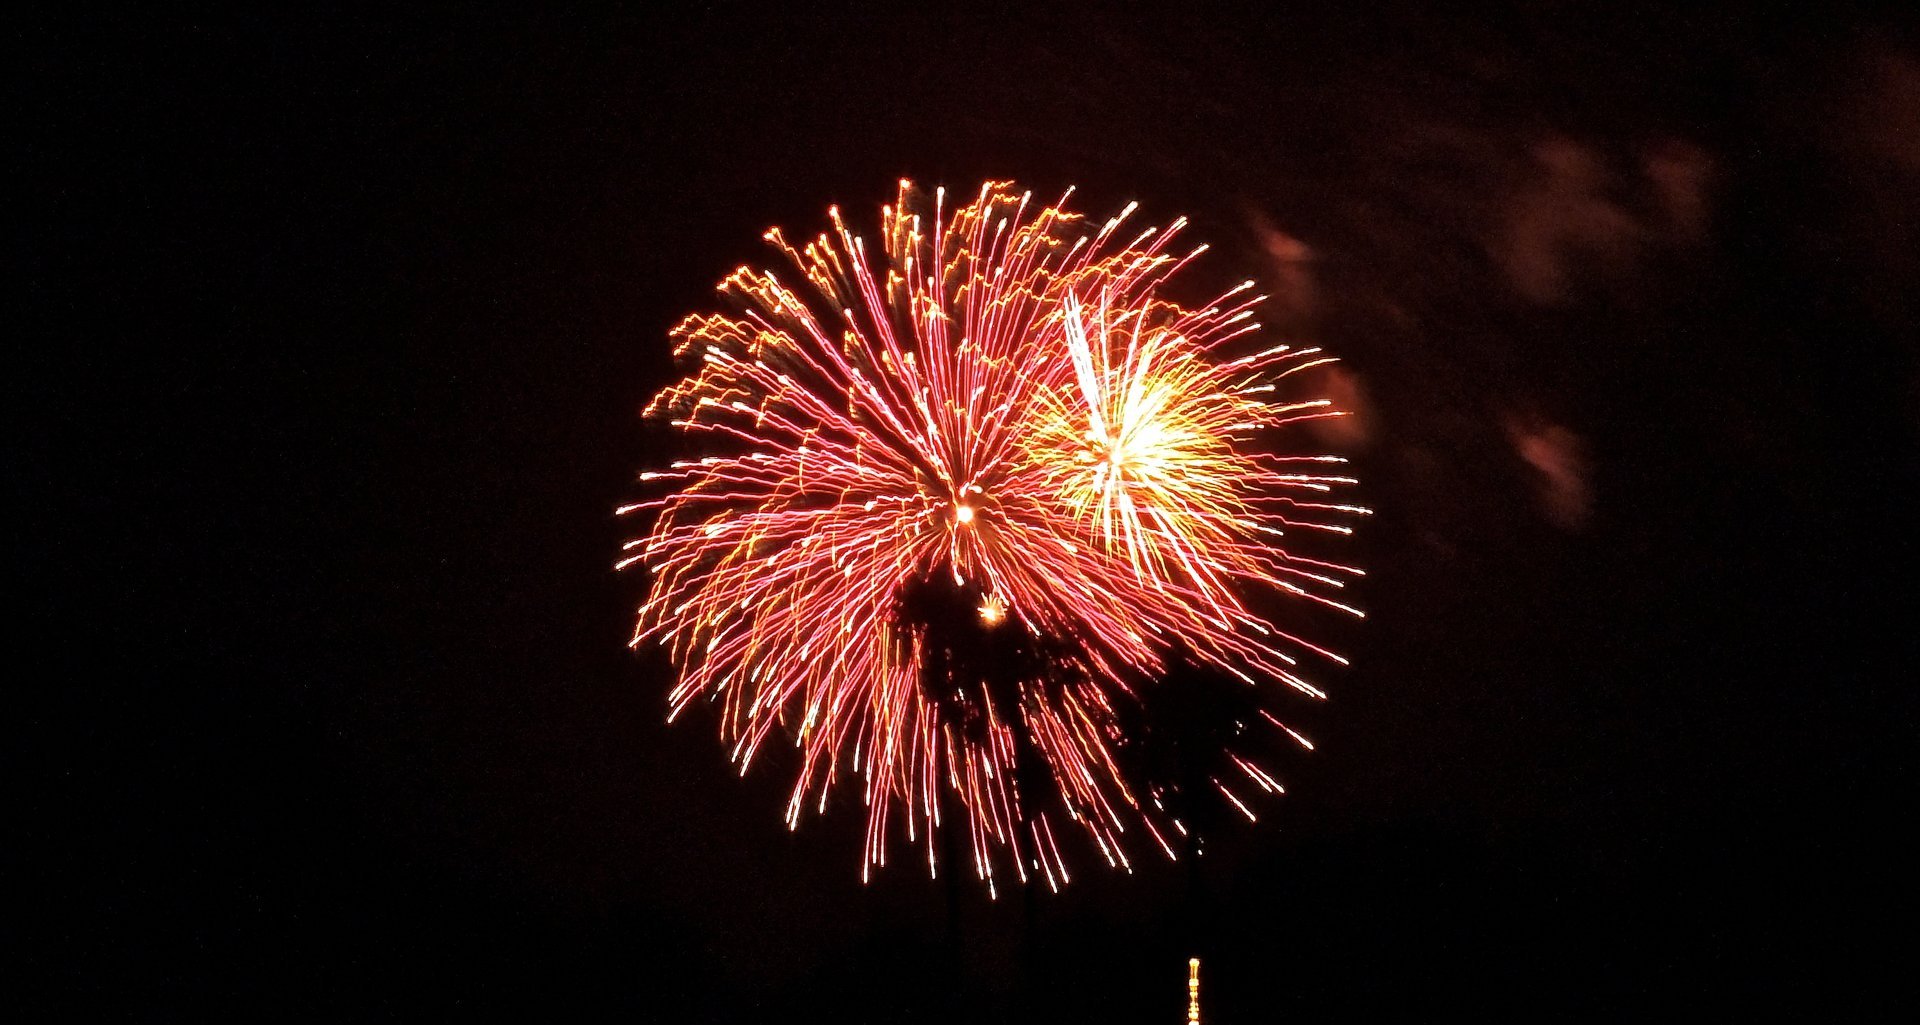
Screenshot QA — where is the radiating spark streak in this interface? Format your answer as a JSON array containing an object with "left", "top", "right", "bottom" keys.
[
  {"left": 1258, "top": 710, "right": 1317, "bottom": 750},
  {"left": 1230, "top": 753, "right": 1286, "bottom": 795},
  {"left": 624, "top": 181, "right": 1365, "bottom": 884},
  {"left": 1215, "top": 780, "right": 1257, "bottom": 822}
]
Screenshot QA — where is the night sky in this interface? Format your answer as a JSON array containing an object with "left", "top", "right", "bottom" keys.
[{"left": 27, "top": 4, "right": 1918, "bottom": 1021}]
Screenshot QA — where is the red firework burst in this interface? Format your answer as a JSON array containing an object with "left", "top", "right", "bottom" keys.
[{"left": 621, "top": 181, "right": 1364, "bottom": 891}]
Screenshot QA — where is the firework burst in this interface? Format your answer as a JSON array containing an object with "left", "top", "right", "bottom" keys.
[{"left": 621, "top": 181, "right": 1365, "bottom": 891}]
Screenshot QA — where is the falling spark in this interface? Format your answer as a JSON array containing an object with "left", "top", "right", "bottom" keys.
[{"left": 624, "top": 181, "right": 1365, "bottom": 885}]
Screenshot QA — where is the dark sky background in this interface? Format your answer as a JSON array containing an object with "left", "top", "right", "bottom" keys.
[{"left": 26, "top": 3, "right": 1919, "bottom": 1021}]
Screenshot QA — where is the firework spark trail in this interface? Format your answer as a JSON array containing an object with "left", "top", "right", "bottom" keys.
[{"left": 622, "top": 180, "right": 1366, "bottom": 886}]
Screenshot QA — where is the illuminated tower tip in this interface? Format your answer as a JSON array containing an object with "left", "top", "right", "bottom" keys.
[{"left": 1187, "top": 957, "right": 1201, "bottom": 1024}]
